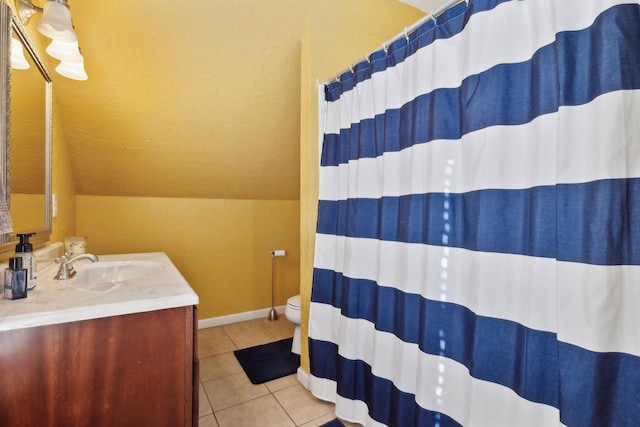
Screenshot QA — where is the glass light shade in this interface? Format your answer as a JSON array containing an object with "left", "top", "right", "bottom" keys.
[
  {"left": 10, "top": 38, "right": 30, "bottom": 69},
  {"left": 56, "top": 59, "right": 88, "bottom": 81},
  {"left": 36, "top": 1, "right": 77, "bottom": 42},
  {"left": 46, "top": 39, "right": 83, "bottom": 63}
]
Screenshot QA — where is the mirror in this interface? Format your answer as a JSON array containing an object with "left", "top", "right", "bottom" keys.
[{"left": 0, "top": 3, "right": 52, "bottom": 253}]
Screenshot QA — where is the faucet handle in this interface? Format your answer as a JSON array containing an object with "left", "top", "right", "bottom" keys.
[{"left": 55, "top": 253, "right": 70, "bottom": 264}]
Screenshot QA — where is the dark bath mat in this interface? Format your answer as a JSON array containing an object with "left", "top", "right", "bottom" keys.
[
  {"left": 320, "top": 419, "right": 346, "bottom": 427},
  {"left": 233, "top": 337, "right": 299, "bottom": 384}
]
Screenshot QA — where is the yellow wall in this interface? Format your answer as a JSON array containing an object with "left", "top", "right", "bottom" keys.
[
  {"left": 299, "top": 1, "right": 423, "bottom": 371},
  {"left": 49, "top": 106, "right": 77, "bottom": 245},
  {"left": 76, "top": 196, "right": 300, "bottom": 319},
  {"left": 10, "top": 194, "right": 44, "bottom": 231}
]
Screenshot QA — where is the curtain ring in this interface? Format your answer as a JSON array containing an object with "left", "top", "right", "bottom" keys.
[
  {"left": 350, "top": 64, "right": 355, "bottom": 74},
  {"left": 383, "top": 41, "right": 389, "bottom": 54},
  {"left": 404, "top": 27, "right": 410, "bottom": 43},
  {"left": 365, "top": 53, "right": 371, "bottom": 64},
  {"left": 430, "top": 9, "right": 438, "bottom": 24}
]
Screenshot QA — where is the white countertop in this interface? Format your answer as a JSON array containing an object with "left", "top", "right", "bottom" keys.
[{"left": 0, "top": 252, "right": 199, "bottom": 331}]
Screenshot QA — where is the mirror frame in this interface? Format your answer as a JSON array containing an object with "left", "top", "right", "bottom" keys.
[{"left": 0, "top": 3, "right": 52, "bottom": 254}]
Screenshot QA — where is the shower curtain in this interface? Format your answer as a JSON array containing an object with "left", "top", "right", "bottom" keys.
[{"left": 308, "top": 0, "right": 640, "bottom": 426}]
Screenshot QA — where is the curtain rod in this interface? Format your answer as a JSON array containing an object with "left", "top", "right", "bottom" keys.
[{"left": 324, "top": 0, "right": 465, "bottom": 85}]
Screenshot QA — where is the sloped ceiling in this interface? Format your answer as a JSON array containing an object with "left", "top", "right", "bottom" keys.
[
  {"left": 398, "top": 0, "right": 442, "bottom": 12},
  {"left": 22, "top": 0, "right": 440, "bottom": 200}
]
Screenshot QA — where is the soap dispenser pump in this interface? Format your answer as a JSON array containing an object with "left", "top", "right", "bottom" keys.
[{"left": 16, "top": 233, "right": 37, "bottom": 290}]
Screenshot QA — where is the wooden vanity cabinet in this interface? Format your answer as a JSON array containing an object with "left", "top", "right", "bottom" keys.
[{"left": 0, "top": 306, "right": 199, "bottom": 427}]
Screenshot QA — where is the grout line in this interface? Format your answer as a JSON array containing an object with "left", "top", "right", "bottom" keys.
[
  {"left": 210, "top": 393, "right": 272, "bottom": 418},
  {"left": 222, "top": 329, "right": 241, "bottom": 350},
  {"left": 271, "top": 391, "right": 298, "bottom": 426}
]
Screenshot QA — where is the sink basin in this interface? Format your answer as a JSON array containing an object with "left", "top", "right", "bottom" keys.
[{"left": 68, "top": 260, "right": 168, "bottom": 292}]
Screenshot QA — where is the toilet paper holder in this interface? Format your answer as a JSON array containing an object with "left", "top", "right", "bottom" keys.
[{"left": 268, "top": 250, "right": 286, "bottom": 321}]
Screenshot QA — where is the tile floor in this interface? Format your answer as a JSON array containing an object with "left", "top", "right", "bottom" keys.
[{"left": 198, "top": 317, "right": 362, "bottom": 427}]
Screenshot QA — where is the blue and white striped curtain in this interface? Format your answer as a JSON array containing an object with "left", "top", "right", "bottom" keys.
[{"left": 308, "top": 1, "right": 640, "bottom": 426}]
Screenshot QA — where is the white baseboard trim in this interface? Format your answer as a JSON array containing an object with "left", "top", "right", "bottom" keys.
[
  {"left": 198, "top": 305, "right": 286, "bottom": 329},
  {"left": 296, "top": 366, "right": 311, "bottom": 390}
]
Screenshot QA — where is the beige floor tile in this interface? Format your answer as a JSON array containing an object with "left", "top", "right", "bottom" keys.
[
  {"left": 298, "top": 412, "right": 337, "bottom": 427},
  {"left": 244, "top": 317, "right": 282, "bottom": 328},
  {"left": 215, "top": 394, "right": 296, "bottom": 427},
  {"left": 265, "top": 373, "right": 299, "bottom": 393},
  {"left": 200, "top": 352, "right": 243, "bottom": 382},
  {"left": 222, "top": 318, "right": 266, "bottom": 333},
  {"left": 203, "top": 372, "right": 270, "bottom": 411},
  {"left": 222, "top": 319, "right": 279, "bottom": 349},
  {"left": 199, "top": 382, "right": 212, "bottom": 416},
  {"left": 198, "top": 413, "right": 219, "bottom": 427},
  {"left": 274, "top": 384, "right": 334, "bottom": 425},
  {"left": 199, "top": 326, "right": 226, "bottom": 341},
  {"left": 199, "top": 327, "right": 237, "bottom": 357},
  {"left": 262, "top": 317, "right": 296, "bottom": 340}
]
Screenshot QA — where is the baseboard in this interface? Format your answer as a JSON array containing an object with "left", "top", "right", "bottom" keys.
[
  {"left": 296, "top": 366, "right": 311, "bottom": 390},
  {"left": 198, "top": 305, "right": 286, "bottom": 329}
]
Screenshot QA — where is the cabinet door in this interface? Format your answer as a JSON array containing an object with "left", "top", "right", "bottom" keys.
[{"left": 0, "top": 307, "right": 195, "bottom": 427}]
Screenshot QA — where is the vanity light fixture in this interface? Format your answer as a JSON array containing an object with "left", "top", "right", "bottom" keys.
[
  {"left": 16, "top": 0, "right": 88, "bottom": 80},
  {"left": 46, "top": 39, "right": 82, "bottom": 62},
  {"left": 34, "top": 0, "right": 77, "bottom": 42},
  {"left": 55, "top": 58, "right": 87, "bottom": 80},
  {"left": 10, "top": 37, "right": 30, "bottom": 69}
]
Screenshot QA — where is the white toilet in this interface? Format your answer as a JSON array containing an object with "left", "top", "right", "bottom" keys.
[{"left": 285, "top": 294, "right": 301, "bottom": 354}]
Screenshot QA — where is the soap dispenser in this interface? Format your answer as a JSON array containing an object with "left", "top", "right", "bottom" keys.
[
  {"left": 15, "top": 233, "right": 37, "bottom": 290},
  {"left": 4, "top": 257, "right": 27, "bottom": 300}
]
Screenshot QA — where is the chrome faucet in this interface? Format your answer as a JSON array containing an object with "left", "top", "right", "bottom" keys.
[{"left": 54, "top": 253, "right": 99, "bottom": 280}]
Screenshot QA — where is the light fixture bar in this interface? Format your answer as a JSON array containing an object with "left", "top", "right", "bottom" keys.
[{"left": 16, "top": 0, "right": 42, "bottom": 26}]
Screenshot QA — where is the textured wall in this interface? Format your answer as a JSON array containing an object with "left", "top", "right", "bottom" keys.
[{"left": 76, "top": 195, "right": 300, "bottom": 319}]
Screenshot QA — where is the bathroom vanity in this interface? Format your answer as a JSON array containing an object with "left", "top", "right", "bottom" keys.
[{"left": 0, "top": 252, "right": 199, "bottom": 427}]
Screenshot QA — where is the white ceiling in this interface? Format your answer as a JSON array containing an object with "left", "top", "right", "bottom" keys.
[{"left": 399, "top": 0, "right": 444, "bottom": 12}]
